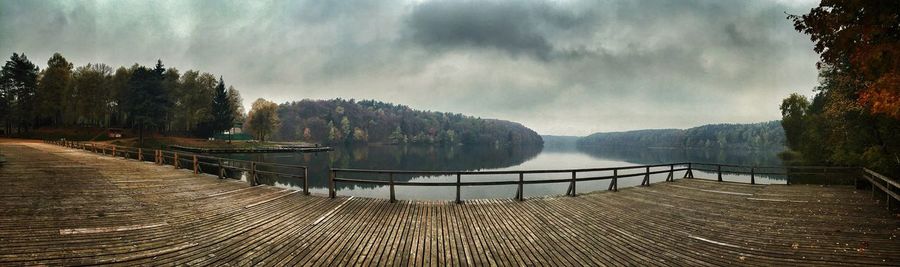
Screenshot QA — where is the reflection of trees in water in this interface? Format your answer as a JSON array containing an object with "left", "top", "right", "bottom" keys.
[
  {"left": 218, "top": 144, "right": 543, "bottom": 189},
  {"left": 576, "top": 146, "right": 784, "bottom": 167}
]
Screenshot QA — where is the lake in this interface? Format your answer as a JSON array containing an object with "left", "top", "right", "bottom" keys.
[{"left": 216, "top": 142, "right": 786, "bottom": 201}]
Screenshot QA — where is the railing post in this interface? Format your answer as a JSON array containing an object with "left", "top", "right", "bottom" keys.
[
  {"left": 303, "top": 168, "right": 309, "bottom": 195},
  {"left": 193, "top": 155, "right": 199, "bottom": 174},
  {"left": 389, "top": 173, "right": 396, "bottom": 203},
  {"left": 750, "top": 167, "right": 756, "bottom": 185},
  {"left": 516, "top": 173, "right": 524, "bottom": 201},
  {"left": 250, "top": 162, "right": 257, "bottom": 186},
  {"left": 112, "top": 146, "right": 116, "bottom": 157},
  {"left": 887, "top": 183, "right": 893, "bottom": 211},
  {"left": 608, "top": 169, "right": 618, "bottom": 191},
  {"left": 174, "top": 152, "right": 179, "bottom": 169},
  {"left": 218, "top": 159, "right": 224, "bottom": 179},
  {"left": 455, "top": 173, "right": 462, "bottom": 204},
  {"left": 666, "top": 164, "right": 674, "bottom": 182},
  {"left": 570, "top": 171, "right": 577, "bottom": 196},
  {"left": 717, "top": 164, "right": 723, "bottom": 182},
  {"left": 328, "top": 169, "right": 336, "bottom": 198},
  {"left": 641, "top": 166, "right": 650, "bottom": 186},
  {"left": 684, "top": 163, "right": 694, "bottom": 178},
  {"left": 786, "top": 166, "right": 792, "bottom": 185},
  {"left": 138, "top": 148, "right": 143, "bottom": 161}
]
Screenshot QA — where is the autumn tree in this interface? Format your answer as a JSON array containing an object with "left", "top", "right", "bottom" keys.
[
  {"left": 785, "top": 0, "right": 900, "bottom": 175},
  {"left": 246, "top": 98, "right": 280, "bottom": 142},
  {"left": 790, "top": 0, "right": 900, "bottom": 118}
]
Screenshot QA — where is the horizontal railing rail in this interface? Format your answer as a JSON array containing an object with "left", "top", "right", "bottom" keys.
[{"left": 44, "top": 139, "right": 310, "bottom": 195}]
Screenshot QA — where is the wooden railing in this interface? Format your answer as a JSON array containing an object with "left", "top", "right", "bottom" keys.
[
  {"left": 331, "top": 163, "right": 690, "bottom": 203},
  {"left": 44, "top": 139, "right": 898, "bottom": 209},
  {"left": 689, "top": 163, "right": 859, "bottom": 185},
  {"left": 331, "top": 163, "right": 877, "bottom": 203},
  {"left": 44, "top": 139, "right": 310, "bottom": 195},
  {"left": 861, "top": 168, "right": 900, "bottom": 210}
]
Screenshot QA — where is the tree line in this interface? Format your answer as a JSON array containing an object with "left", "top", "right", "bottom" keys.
[
  {"left": 0, "top": 52, "right": 242, "bottom": 144},
  {"left": 0, "top": 52, "right": 543, "bottom": 146},
  {"left": 780, "top": 0, "right": 899, "bottom": 176},
  {"left": 274, "top": 99, "right": 544, "bottom": 146},
  {"left": 576, "top": 121, "right": 786, "bottom": 150}
]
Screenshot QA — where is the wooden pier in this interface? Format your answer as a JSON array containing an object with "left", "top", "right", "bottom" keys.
[{"left": 0, "top": 140, "right": 898, "bottom": 266}]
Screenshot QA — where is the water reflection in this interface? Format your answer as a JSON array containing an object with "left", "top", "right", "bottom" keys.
[
  {"left": 212, "top": 143, "right": 784, "bottom": 200},
  {"left": 220, "top": 144, "right": 542, "bottom": 188}
]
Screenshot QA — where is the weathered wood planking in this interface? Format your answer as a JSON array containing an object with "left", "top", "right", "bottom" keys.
[{"left": 0, "top": 141, "right": 898, "bottom": 266}]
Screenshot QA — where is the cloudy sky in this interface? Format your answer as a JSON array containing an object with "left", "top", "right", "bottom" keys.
[{"left": 0, "top": 0, "right": 821, "bottom": 135}]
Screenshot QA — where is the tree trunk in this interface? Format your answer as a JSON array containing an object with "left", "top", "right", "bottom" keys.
[{"left": 139, "top": 121, "right": 144, "bottom": 147}]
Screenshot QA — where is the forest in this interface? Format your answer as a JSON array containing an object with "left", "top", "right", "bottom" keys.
[
  {"left": 0, "top": 53, "right": 242, "bottom": 144},
  {"left": 274, "top": 99, "right": 544, "bottom": 146},
  {"left": 576, "top": 121, "right": 786, "bottom": 150},
  {"left": 0, "top": 53, "right": 543, "bottom": 147},
  {"left": 780, "top": 1, "right": 899, "bottom": 176}
]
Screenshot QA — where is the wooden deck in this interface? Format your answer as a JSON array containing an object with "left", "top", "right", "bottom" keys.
[{"left": 1, "top": 141, "right": 898, "bottom": 266}]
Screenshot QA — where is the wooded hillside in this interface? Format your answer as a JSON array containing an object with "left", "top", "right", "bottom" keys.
[
  {"left": 577, "top": 121, "right": 785, "bottom": 150},
  {"left": 275, "top": 99, "right": 543, "bottom": 146}
]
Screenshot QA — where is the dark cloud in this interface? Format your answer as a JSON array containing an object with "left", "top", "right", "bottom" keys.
[
  {"left": 406, "top": 0, "right": 595, "bottom": 61},
  {"left": 0, "top": 0, "right": 821, "bottom": 135}
]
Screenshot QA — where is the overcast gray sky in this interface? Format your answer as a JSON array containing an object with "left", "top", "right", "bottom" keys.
[{"left": 0, "top": 0, "right": 821, "bottom": 136}]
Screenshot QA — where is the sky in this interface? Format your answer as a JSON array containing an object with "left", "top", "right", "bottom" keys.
[{"left": 0, "top": 0, "right": 823, "bottom": 136}]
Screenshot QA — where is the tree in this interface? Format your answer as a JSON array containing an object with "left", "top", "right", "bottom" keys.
[
  {"left": 72, "top": 63, "right": 112, "bottom": 126},
  {"left": 226, "top": 86, "right": 244, "bottom": 124},
  {"left": 209, "top": 77, "right": 234, "bottom": 136},
  {"left": 108, "top": 67, "right": 132, "bottom": 127},
  {"left": 340, "top": 116, "right": 351, "bottom": 142},
  {"left": 173, "top": 70, "right": 215, "bottom": 133},
  {"left": 790, "top": 0, "right": 900, "bottom": 119},
  {"left": 37, "top": 53, "right": 73, "bottom": 126},
  {"left": 246, "top": 98, "right": 279, "bottom": 142},
  {"left": 780, "top": 93, "right": 810, "bottom": 149},
  {"left": 0, "top": 53, "right": 39, "bottom": 134},
  {"left": 126, "top": 61, "right": 168, "bottom": 146},
  {"left": 786, "top": 1, "right": 900, "bottom": 175},
  {"left": 160, "top": 67, "right": 180, "bottom": 132},
  {"left": 389, "top": 126, "right": 404, "bottom": 144}
]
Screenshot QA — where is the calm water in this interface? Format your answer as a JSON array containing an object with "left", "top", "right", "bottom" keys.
[{"left": 217, "top": 142, "right": 785, "bottom": 201}]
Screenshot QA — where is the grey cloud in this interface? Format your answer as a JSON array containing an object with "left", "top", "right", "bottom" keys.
[
  {"left": 405, "top": 0, "right": 591, "bottom": 61},
  {"left": 0, "top": 0, "right": 821, "bottom": 135}
]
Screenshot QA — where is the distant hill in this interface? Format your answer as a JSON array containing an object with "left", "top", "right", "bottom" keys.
[
  {"left": 275, "top": 99, "right": 544, "bottom": 146},
  {"left": 577, "top": 121, "right": 785, "bottom": 150}
]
